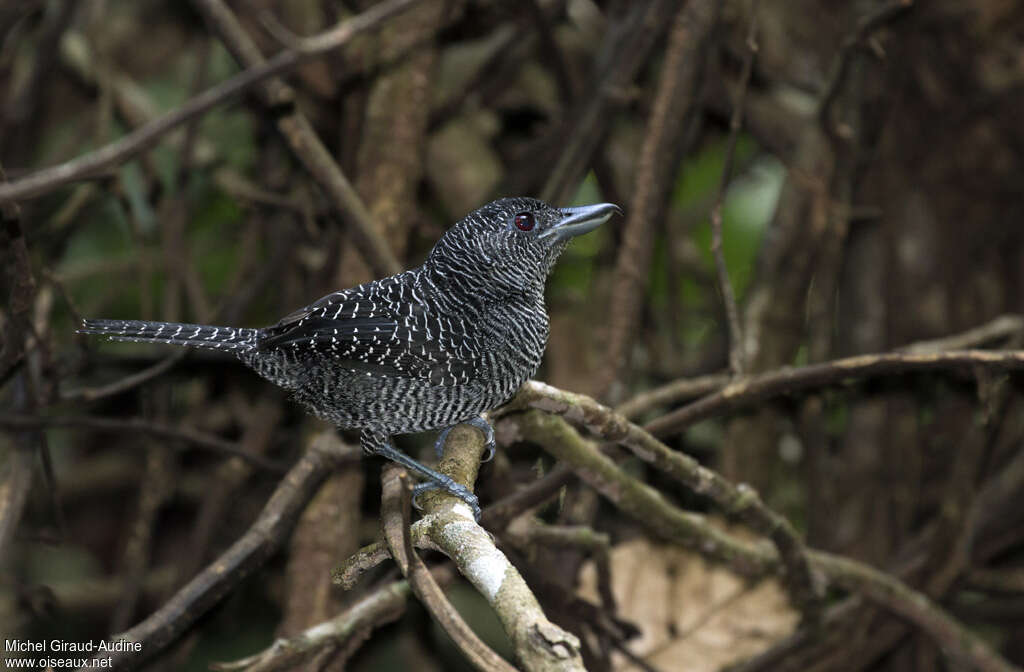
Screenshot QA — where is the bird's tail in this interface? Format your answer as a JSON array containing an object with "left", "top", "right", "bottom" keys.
[{"left": 79, "top": 319, "right": 258, "bottom": 352}]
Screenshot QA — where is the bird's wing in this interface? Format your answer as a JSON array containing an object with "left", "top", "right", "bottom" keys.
[{"left": 257, "top": 291, "right": 477, "bottom": 385}]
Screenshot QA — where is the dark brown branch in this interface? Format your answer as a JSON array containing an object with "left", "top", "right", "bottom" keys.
[
  {"left": 614, "top": 372, "right": 730, "bottom": 420},
  {"left": 506, "top": 410, "right": 1022, "bottom": 672},
  {"left": 818, "top": 0, "right": 914, "bottom": 138},
  {"left": 0, "top": 414, "right": 289, "bottom": 472},
  {"left": 507, "top": 386, "right": 822, "bottom": 620},
  {"left": 644, "top": 350, "right": 1024, "bottom": 438},
  {"left": 613, "top": 316, "right": 1024, "bottom": 422},
  {"left": 61, "top": 350, "right": 187, "bottom": 402},
  {"left": 211, "top": 579, "right": 415, "bottom": 672},
  {"left": 332, "top": 463, "right": 575, "bottom": 590},
  {"left": 336, "top": 0, "right": 447, "bottom": 287},
  {"left": 0, "top": 428, "right": 35, "bottom": 564},
  {"left": 812, "top": 553, "right": 1020, "bottom": 672},
  {"left": 0, "top": 0, "right": 76, "bottom": 160},
  {"left": 900, "top": 314, "right": 1024, "bottom": 354},
  {"left": 190, "top": 0, "right": 403, "bottom": 278},
  {"left": 537, "top": 0, "right": 680, "bottom": 204},
  {"left": 481, "top": 463, "right": 575, "bottom": 530},
  {"left": 382, "top": 466, "right": 517, "bottom": 672},
  {"left": 525, "top": 0, "right": 576, "bottom": 104},
  {"left": 0, "top": 0, "right": 419, "bottom": 276},
  {"left": 78, "top": 442, "right": 342, "bottom": 671},
  {"left": 0, "top": 163, "right": 35, "bottom": 379},
  {"left": 0, "top": 161, "right": 39, "bottom": 564},
  {"left": 710, "top": 0, "right": 759, "bottom": 376},
  {"left": 598, "top": 0, "right": 716, "bottom": 396},
  {"left": 110, "top": 447, "right": 176, "bottom": 632}
]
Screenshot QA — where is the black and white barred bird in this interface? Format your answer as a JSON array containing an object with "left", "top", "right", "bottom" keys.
[{"left": 80, "top": 197, "right": 620, "bottom": 519}]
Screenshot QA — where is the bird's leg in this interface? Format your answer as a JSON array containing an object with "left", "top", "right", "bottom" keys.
[
  {"left": 432, "top": 416, "right": 496, "bottom": 462},
  {"left": 361, "top": 429, "right": 481, "bottom": 521}
]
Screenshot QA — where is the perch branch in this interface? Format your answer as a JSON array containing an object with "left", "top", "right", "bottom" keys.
[
  {"left": 382, "top": 466, "right": 516, "bottom": 672},
  {"left": 337, "top": 425, "right": 585, "bottom": 671},
  {"left": 417, "top": 427, "right": 585, "bottom": 671},
  {"left": 332, "top": 464, "right": 575, "bottom": 590}
]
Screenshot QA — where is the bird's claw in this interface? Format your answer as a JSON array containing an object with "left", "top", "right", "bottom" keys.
[
  {"left": 433, "top": 416, "right": 496, "bottom": 462},
  {"left": 411, "top": 481, "right": 481, "bottom": 521}
]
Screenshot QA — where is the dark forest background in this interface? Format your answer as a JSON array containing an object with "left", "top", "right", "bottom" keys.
[{"left": 3, "top": 0, "right": 1024, "bottom": 670}]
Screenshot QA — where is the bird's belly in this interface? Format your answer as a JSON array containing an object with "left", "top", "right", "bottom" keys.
[
  {"left": 287, "top": 344, "right": 539, "bottom": 434},
  {"left": 291, "top": 371, "right": 511, "bottom": 433}
]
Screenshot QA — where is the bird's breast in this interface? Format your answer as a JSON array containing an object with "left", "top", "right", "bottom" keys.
[{"left": 472, "top": 299, "right": 548, "bottom": 390}]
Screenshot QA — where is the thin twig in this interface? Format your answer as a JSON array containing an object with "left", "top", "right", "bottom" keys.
[
  {"left": 0, "top": 0, "right": 419, "bottom": 225},
  {"left": 600, "top": 0, "right": 719, "bottom": 397},
  {"left": 507, "top": 386, "right": 822, "bottom": 621},
  {"left": 77, "top": 441, "right": 344, "bottom": 671},
  {"left": 0, "top": 413, "right": 289, "bottom": 472},
  {"left": 504, "top": 410, "right": 1022, "bottom": 672},
  {"left": 211, "top": 579, "right": 416, "bottom": 672},
  {"left": 418, "top": 425, "right": 586, "bottom": 671},
  {"left": 536, "top": 0, "right": 680, "bottom": 204},
  {"left": 614, "top": 372, "right": 730, "bottom": 420},
  {"left": 191, "top": 0, "right": 403, "bottom": 278},
  {"left": 710, "top": 0, "right": 759, "bottom": 376},
  {"left": 818, "top": 0, "right": 914, "bottom": 139},
  {"left": 61, "top": 350, "right": 187, "bottom": 402},
  {"left": 612, "top": 316, "right": 1024, "bottom": 421},
  {"left": 899, "top": 314, "right": 1024, "bottom": 354},
  {"left": 642, "top": 349, "right": 1024, "bottom": 438}
]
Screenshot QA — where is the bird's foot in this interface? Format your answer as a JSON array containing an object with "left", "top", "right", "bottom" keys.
[
  {"left": 362, "top": 432, "right": 481, "bottom": 521},
  {"left": 433, "top": 416, "right": 496, "bottom": 462},
  {"left": 411, "top": 480, "right": 481, "bottom": 521}
]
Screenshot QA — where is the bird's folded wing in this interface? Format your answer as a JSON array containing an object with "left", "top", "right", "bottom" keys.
[{"left": 257, "top": 296, "right": 476, "bottom": 386}]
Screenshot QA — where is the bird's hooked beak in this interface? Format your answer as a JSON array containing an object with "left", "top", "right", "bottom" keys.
[{"left": 540, "top": 203, "right": 622, "bottom": 243}]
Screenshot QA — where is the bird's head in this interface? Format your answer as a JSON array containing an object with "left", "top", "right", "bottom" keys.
[{"left": 426, "top": 197, "right": 621, "bottom": 296}]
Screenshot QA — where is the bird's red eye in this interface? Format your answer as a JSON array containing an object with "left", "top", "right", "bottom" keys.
[{"left": 514, "top": 212, "right": 535, "bottom": 231}]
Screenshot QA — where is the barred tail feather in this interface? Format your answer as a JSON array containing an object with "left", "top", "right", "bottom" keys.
[{"left": 79, "top": 319, "right": 258, "bottom": 352}]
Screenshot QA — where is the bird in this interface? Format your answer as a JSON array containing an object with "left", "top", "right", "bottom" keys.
[{"left": 80, "top": 197, "right": 621, "bottom": 520}]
